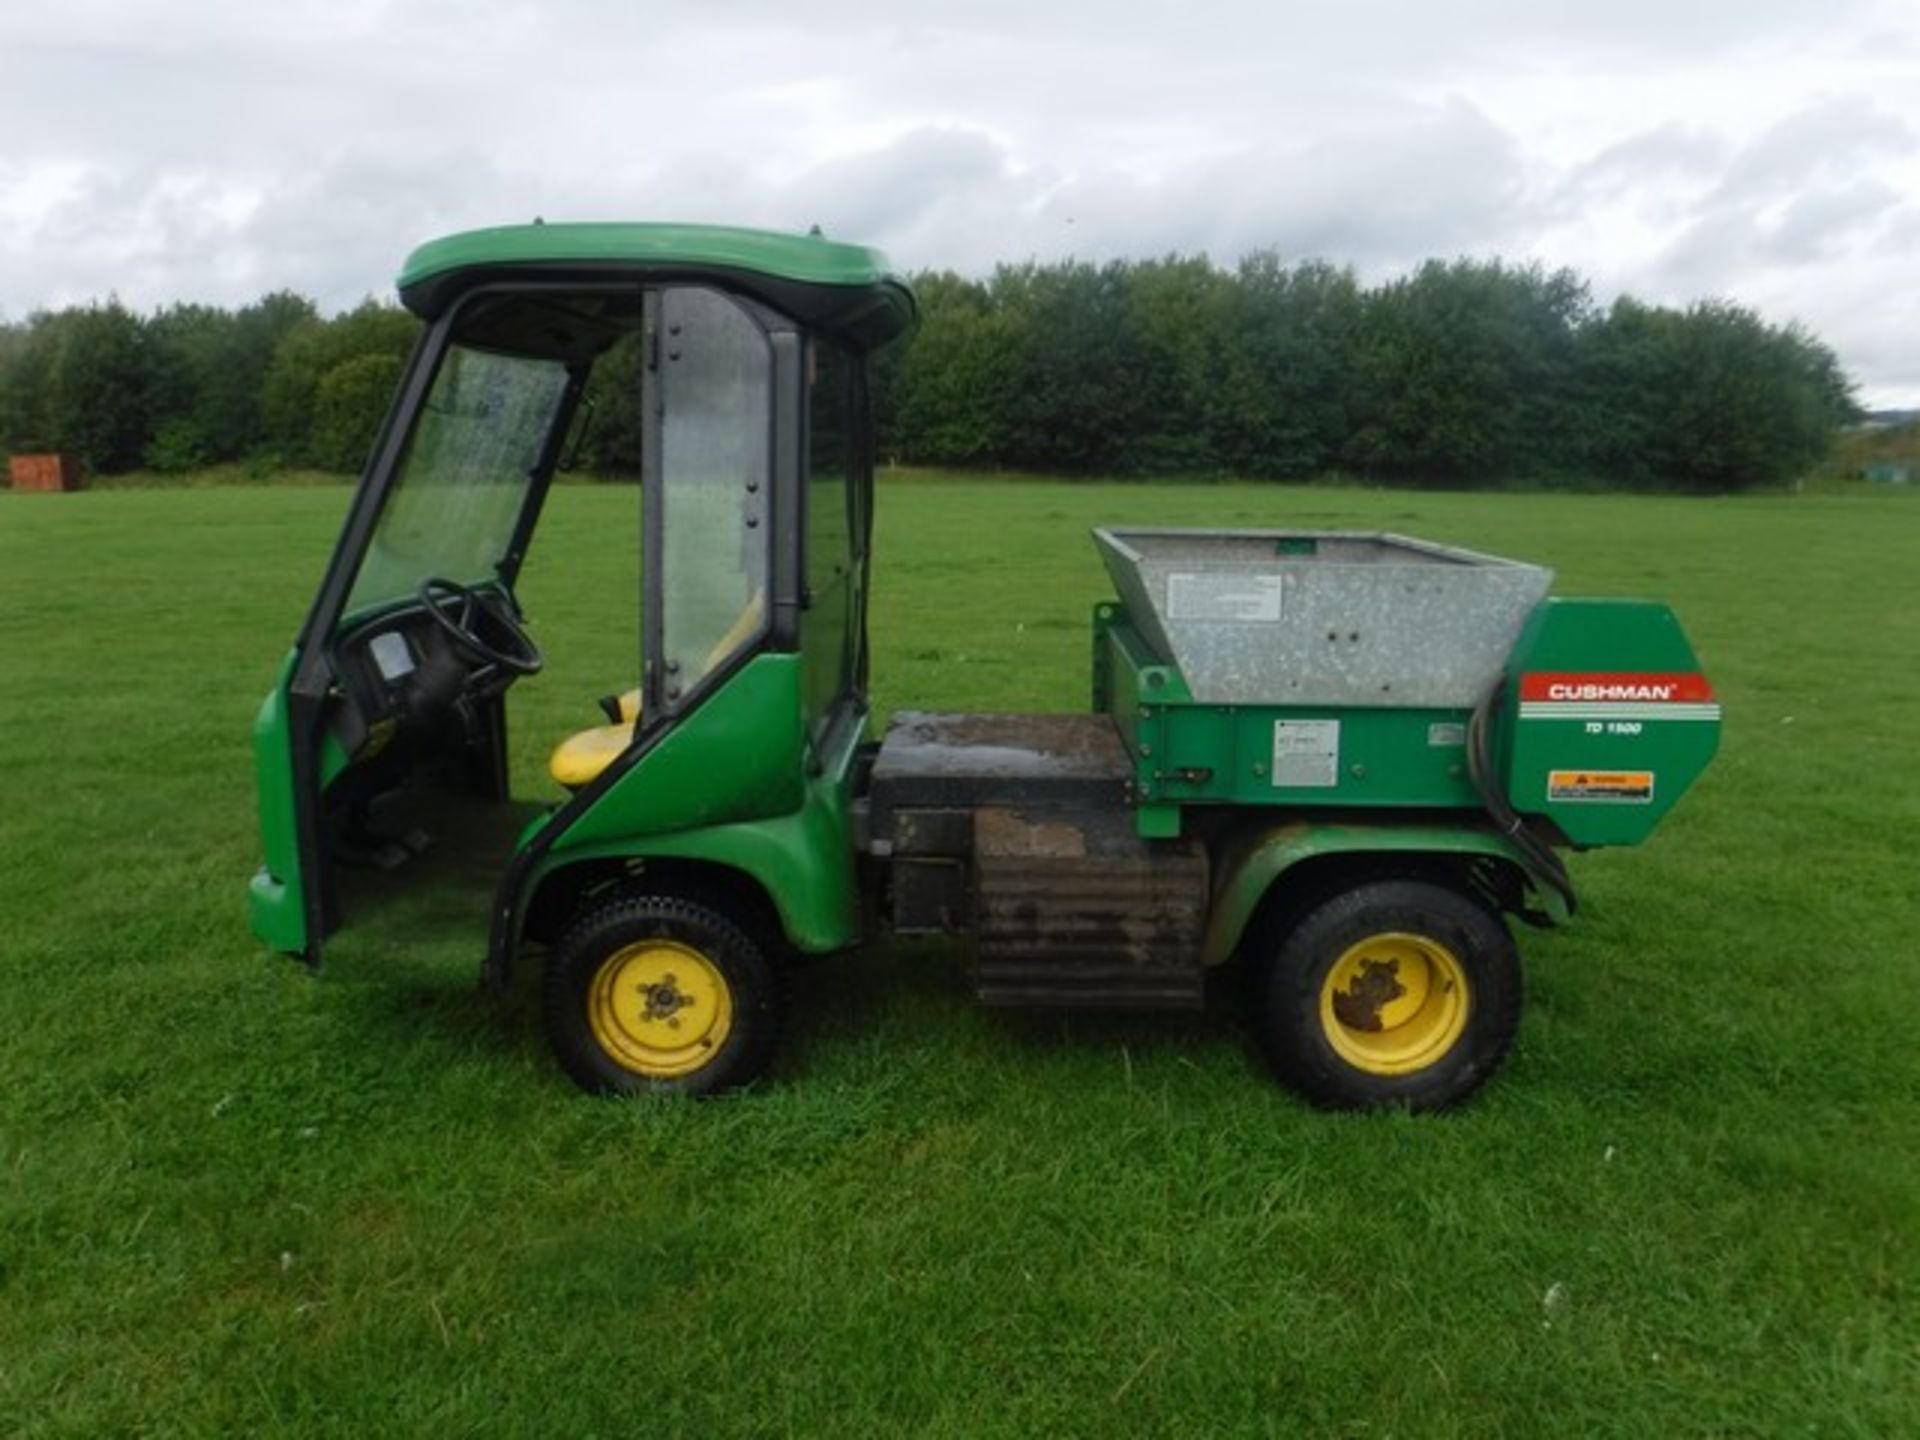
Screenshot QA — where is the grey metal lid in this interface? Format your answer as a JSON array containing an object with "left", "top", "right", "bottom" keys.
[{"left": 1092, "top": 527, "right": 1553, "bottom": 708}]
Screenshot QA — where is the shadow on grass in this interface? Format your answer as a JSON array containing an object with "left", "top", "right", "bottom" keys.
[
  {"left": 291, "top": 782, "right": 1264, "bottom": 1094},
  {"left": 783, "top": 933, "right": 1258, "bottom": 1086},
  {"left": 286, "top": 788, "right": 556, "bottom": 1073}
]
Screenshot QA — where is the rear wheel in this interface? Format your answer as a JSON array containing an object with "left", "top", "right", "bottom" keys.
[
  {"left": 1255, "top": 878, "right": 1521, "bottom": 1111},
  {"left": 544, "top": 895, "right": 780, "bottom": 1096}
]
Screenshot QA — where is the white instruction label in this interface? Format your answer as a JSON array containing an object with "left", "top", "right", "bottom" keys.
[
  {"left": 1272, "top": 719, "right": 1340, "bottom": 788},
  {"left": 368, "top": 631, "right": 416, "bottom": 680},
  {"left": 1165, "top": 571, "right": 1283, "bottom": 622}
]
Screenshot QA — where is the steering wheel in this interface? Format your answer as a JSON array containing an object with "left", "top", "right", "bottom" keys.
[{"left": 417, "top": 576, "right": 544, "bottom": 675}]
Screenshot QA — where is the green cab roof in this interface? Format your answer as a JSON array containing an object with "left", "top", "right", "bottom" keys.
[{"left": 396, "top": 221, "right": 917, "bottom": 351}]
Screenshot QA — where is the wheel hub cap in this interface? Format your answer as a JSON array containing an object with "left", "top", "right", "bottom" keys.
[
  {"left": 1318, "top": 933, "right": 1470, "bottom": 1076},
  {"left": 588, "top": 940, "right": 734, "bottom": 1078}
]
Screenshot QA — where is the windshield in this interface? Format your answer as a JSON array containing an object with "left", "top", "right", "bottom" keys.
[{"left": 346, "top": 344, "right": 570, "bottom": 614}]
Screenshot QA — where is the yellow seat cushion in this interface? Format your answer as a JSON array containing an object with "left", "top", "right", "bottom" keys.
[
  {"left": 548, "top": 721, "right": 635, "bottom": 789},
  {"left": 547, "top": 592, "right": 765, "bottom": 789},
  {"left": 548, "top": 690, "right": 642, "bottom": 789}
]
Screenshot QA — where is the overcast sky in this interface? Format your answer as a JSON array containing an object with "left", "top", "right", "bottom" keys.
[{"left": 2, "top": 1, "right": 1916, "bottom": 404}]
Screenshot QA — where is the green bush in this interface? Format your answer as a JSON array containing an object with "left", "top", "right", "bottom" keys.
[
  {"left": 143, "top": 417, "right": 212, "bottom": 474},
  {"left": 310, "top": 353, "right": 404, "bottom": 474}
]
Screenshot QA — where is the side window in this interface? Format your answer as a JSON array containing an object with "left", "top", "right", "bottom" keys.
[
  {"left": 657, "top": 288, "right": 771, "bottom": 701},
  {"left": 579, "top": 329, "right": 648, "bottom": 478},
  {"left": 807, "top": 341, "right": 856, "bottom": 590},
  {"left": 802, "top": 340, "right": 862, "bottom": 738}
]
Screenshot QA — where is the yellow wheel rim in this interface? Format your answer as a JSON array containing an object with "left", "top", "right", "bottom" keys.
[
  {"left": 586, "top": 940, "right": 734, "bottom": 1079},
  {"left": 1318, "top": 932, "right": 1470, "bottom": 1076}
]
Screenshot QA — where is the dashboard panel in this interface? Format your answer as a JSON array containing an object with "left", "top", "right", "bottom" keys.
[{"left": 325, "top": 607, "right": 503, "bottom": 762}]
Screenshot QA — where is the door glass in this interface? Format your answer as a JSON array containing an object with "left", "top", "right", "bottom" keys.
[{"left": 658, "top": 288, "right": 771, "bottom": 700}]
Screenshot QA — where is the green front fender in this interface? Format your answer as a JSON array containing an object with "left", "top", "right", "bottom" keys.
[
  {"left": 487, "top": 654, "right": 866, "bottom": 977},
  {"left": 1201, "top": 819, "right": 1572, "bottom": 967},
  {"left": 519, "top": 766, "right": 860, "bottom": 954}
]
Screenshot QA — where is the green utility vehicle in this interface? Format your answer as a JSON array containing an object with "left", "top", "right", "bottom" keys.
[{"left": 251, "top": 222, "right": 1720, "bottom": 1109}]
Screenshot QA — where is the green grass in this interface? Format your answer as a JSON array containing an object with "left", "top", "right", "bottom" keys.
[{"left": 2, "top": 476, "right": 1916, "bottom": 1436}]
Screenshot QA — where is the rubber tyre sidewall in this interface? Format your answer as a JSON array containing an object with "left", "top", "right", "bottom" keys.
[
  {"left": 544, "top": 896, "right": 780, "bottom": 1097},
  {"left": 1258, "top": 879, "right": 1521, "bottom": 1112}
]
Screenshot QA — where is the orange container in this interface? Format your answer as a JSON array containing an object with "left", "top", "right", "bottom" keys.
[{"left": 7, "top": 454, "right": 84, "bottom": 491}]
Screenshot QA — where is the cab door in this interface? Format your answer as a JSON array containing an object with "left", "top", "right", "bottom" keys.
[{"left": 251, "top": 313, "right": 581, "bottom": 965}]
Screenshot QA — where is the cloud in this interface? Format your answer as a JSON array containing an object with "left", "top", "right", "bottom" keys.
[
  {"left": 737, "top": 96, "right": 1532, "bottom": 279},
  {"left": 1714, "top": 95, "right": 1915, "bottom": 202},
  {"left": 1625, "top": 99, "right": 1919, "bottom": 293},
  {"left": 0, "top": 1, "right": 1916, "bottom": 401},
  {"left": 1562, "top": 125, "right": 1733, "bottom": 204},
  {"left": 1761, "top": 179, "right": 1903, "bottom": 262}
]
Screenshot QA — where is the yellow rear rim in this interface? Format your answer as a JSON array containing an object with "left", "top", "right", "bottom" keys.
[
  {"left": 586, "top": 939, "right": 734, "bottom": 1079},
  {"left": 1318, "top": 932, "right": 1470, "bottom": 1076}
]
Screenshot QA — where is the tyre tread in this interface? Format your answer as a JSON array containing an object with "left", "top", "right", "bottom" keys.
[
  {"left": 543, "top": 893, "right": 781, "bottom": 1097},
  {"left": 1257, "top": 878, "right": 1521, "bottom": 1111}
]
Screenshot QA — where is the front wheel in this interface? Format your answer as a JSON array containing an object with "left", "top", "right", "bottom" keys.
[
  {"left": 1255, "top": 879, "right": 1521, "bottom": 1111},
  {"left": 544, "top": 895, "right": 781, "bottom": 1096}
]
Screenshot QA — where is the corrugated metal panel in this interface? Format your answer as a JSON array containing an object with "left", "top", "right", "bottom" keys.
[{"left": 971, "top": 805, "right": 1207, "bottom": 1009}]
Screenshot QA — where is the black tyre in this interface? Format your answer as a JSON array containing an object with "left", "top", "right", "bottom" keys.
[
  {"left": 1255, "top": 878, "right": 1521, "bottom": 1111},
  {"left": 544, "top": 894, "right": 781, "bottom": 1096}
]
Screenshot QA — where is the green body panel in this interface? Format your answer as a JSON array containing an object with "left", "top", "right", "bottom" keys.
[
  {"left": 1095, "top": 610, "right": 1481, "bottom": 820},
  {"left": 248, "top": 652, "right": 349, "bottom": 955},
  {"left": 1500, "top": 599, "right": 1721, "bottom": 847},
  {"left": 399, "top": 222, "right": 903, "bottom": 297},
  {"left": 248, "top": 656, "right": 305, "bottom": 953},
  {"left": 523, "top": 653, "right": 863, "bottom": 953},
  {"left": 523, "top": 757, "right": 860, "bottom": 954},
  {"left": 545, "top": 656, "right": 807, "bottom": 846},
  {"left": 1201, "top": 819, "right": 1573, "bottom": 967}
]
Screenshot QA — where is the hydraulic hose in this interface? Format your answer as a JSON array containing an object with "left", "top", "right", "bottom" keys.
[{"left": 1467, "top": 677, "right": 1578, "bottom": 919}]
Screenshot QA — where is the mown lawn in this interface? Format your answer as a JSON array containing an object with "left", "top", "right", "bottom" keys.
[{"left": 1, "top": 476, "right": 1915, "bottom": 1436}]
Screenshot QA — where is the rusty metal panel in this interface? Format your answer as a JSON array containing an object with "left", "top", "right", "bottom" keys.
[
  {"left": 971, "top": 805, "right": 1208, "bottom": 1009},
  {"left": 891, "top": 807, "right": 973, "bottom": 856}
]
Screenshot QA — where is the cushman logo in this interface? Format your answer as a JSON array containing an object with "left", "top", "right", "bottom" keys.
[
  {"left": 1519, "top": 671, "right": 1715, "bottom": 705},
  {"left": 1546, "top": 681, "right": 1678, "bottom": 701}
]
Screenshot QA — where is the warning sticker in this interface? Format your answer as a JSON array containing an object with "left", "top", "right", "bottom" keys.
[
  {"left": 1166, "top": 571, "right": 1284, "bottom": 623},
  {"left": 1273, "top": 720, "right": 1340, "bottom": 787},
  {"left": 1548, "top": 769, "right": 1655, "bottom": 803}
]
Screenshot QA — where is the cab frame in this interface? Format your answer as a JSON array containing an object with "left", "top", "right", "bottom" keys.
[{"left": 249, "top": 225, "right": 914, "bottom": 979}]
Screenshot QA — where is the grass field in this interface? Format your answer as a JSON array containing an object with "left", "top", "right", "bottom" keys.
[{"left": 2, "top": 475, "right": 1916, "bottom": 1436}]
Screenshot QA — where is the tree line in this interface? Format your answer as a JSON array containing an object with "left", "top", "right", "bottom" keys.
[
  {"left": 0, "top": 254, "right": 1856, "bottom": 492},
  {"left": 871, "top": 256, "right": 1856, "bottom": 491},
  {"left": 0, "top": 293, "right": 418, "bottom": 477}
]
